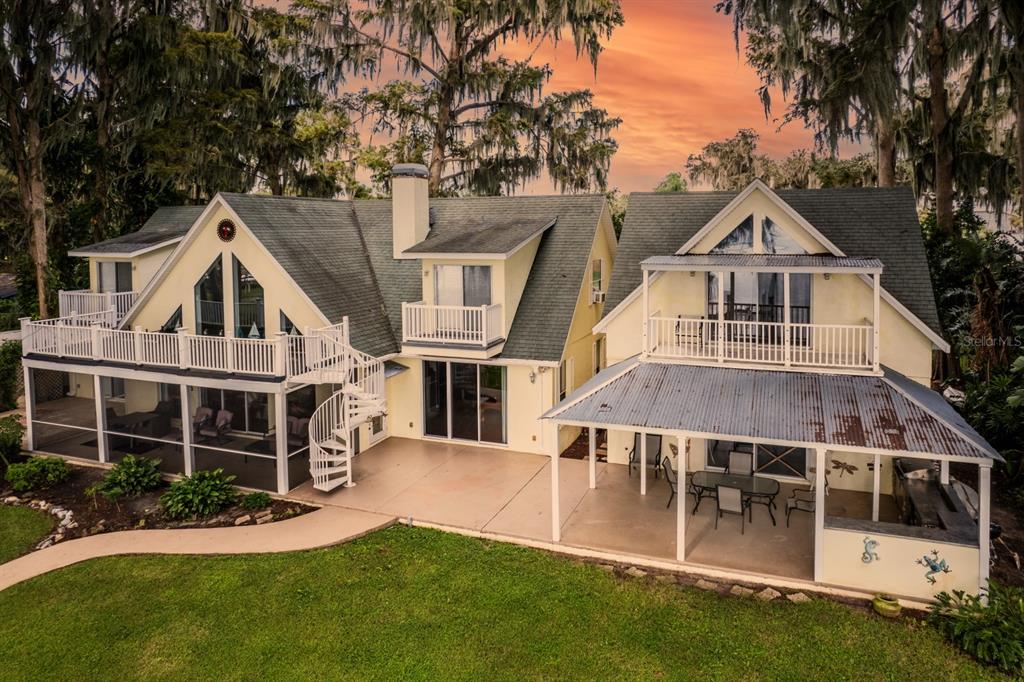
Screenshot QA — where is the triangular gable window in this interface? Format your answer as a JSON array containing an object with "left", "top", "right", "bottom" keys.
[
  {"left": 159, "top": 305, "right": 182, "bottom": 334},
  {"left": 762, "top": 217, "right": 806, "bottom": 255},
  {"left": 709, "top": 215, "right": 754, "bottom": 254}
]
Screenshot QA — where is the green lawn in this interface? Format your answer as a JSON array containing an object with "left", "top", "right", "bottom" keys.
[
  {"left": 0, "top": 504, "right": 53, "bottom": 564},
  {"left": 0, "top": 526, "right": 998, "bottom": 681}
]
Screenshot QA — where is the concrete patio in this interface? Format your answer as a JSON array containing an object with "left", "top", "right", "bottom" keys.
[{"left": 290, "top": 437, "right": 836, "bottom": 580}]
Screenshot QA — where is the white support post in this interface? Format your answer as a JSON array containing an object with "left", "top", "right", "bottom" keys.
[
  {"left": 180, "top": 384, "right": 194, "bottom": 476},
  {"left": 783, "top": 272, "right": 791, "bottom": 367},
  {"left": 550, "top": 433, "right": 561, "bottom": 542},
  {"left": 23, "top": 364, "right": 34, "bottom": 451},
  {"left": 480, "top": 304, "right": 488, "bottom": 347},
  {"left": 90, "top": 321, "right": 102, "bottom": 359},
  {"left": 872, "top": 273, "right": 881, "bottom": 372},
  {"left": 274, "top": 332, "right": 288, "bottom": 378},
  {"left": 641, "top": 270, "right": 650, "bottom": 355},
  {"left": 93, "top": 375, "right": 108, "bottom": 463},
  {"left": 814, "top": 447, "right": 826, "bottom": 582},
  {"left": 176, "top": 328, "right": 189, "bottom": 370},
  {"left": 940, "top": 459, "right": 949, "bottom": 485},
  {"left": 871, "top": 453, "right": 881, "bottom": 522},
  {"left": 717, "top": 272, "right": 726, "bottom": 363},
  {"left": 274, "top": 389, "right": 288, "bottom": 495},
  {"left": 588, "top": 426, "right": 596, "bottom": 489},
  {"left": 133, "top": 326, "right": 144, "bottom": 365},
  {"left": 676, "top": 433, "right": 688, "bottom": 562},
  {"left": 640, "top": 432, "right": 647, "bottom": 496},
  {"left": 979, "top": 464, "right": 991, "bottom": 596}
]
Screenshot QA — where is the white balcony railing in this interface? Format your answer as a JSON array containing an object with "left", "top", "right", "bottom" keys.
[
  {"left": 58, "top": 290, "right": 137, "bottom": 324},
  {"left": 647, "top": 316, "right": 875, "bottom": 371},
  {"left": 401, "top": 301, "right": 503, "bottom": 348}
]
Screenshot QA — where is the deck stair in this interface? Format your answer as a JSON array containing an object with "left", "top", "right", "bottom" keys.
[{"left": 303, "top": 322, "right": 386, "bottom": 492}]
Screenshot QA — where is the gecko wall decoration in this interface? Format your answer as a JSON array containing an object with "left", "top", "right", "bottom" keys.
[
  {"left": 916, "top": 550, "right": 951, "bottom": 584},
  {"left": 861, "top": 537, "right": 880, "bottom": 563}
]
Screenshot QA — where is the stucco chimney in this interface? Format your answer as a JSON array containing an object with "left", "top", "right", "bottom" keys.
[{"left": 391, "top": 163, "right": 430, "bottom": 258}]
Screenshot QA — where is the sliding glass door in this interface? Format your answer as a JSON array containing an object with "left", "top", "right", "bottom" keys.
[{"left": 422, "top": 360, "right": 506, "bottom": 444}]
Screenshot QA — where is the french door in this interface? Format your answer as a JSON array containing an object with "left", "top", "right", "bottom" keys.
[{"left": 423, "top": 360, "right": 506, "bottom": 444}]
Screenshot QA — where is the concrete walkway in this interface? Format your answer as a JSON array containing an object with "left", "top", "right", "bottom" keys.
[{"left": 0, "top": 506, "right": 394, "bottom": 592}]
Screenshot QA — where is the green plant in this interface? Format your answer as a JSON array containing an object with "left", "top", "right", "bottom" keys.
[
  {"left": 5, "top": 456, "right": 70, "bottom": 492},
  {"left": 0, "top": 414, "right": 25, "bottom": 465},
  {"left": 929, "top": 580, "right": 1024, "bottom": 675},
  {"left": 100, "top": 455, "right": 162, "bottom": 497},
  {"left": 240, "top": 491, "right": 271, "bottom": 510},
  {"left": 159, "top": 469, "right": 237, "bottom": 519},
  {"left": 0, "top": 340, "right": 21, "bottom": 411}
]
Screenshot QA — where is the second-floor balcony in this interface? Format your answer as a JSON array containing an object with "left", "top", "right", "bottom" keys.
[
  {"left": 58, "top": 289, "right": 137, "bottom": 325},
  {"left": 401, "top": 301, "right": 504, "bottom": 350}
]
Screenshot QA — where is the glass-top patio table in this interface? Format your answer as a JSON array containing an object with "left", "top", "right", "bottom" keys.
[{"left": 689, "top": 470, "right": 782, "bottom": 525}]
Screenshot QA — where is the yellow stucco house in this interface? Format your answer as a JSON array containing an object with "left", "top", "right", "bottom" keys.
[{"left": 21, "top": 172, "right": 1000, "bottom": 604}]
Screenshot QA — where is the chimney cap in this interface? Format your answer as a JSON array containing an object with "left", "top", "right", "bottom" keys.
[{"left": 392, "top": 163, "right": 429, "bottom": 179}]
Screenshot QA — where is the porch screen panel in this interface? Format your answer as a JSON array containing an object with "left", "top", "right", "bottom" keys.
[
  {"left": 479, "top": 365, "right": 506, "bottom": 444},
  {"left": 423, "top": 360, "right": 449, "bottom": 437}
]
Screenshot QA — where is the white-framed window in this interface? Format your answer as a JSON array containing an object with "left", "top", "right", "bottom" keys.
[
  {"left": 590, "top": 259, "right": 604, "bottom": 304},
  {"left": 559, "top": 357, "right": 574, "bottom": 401}
]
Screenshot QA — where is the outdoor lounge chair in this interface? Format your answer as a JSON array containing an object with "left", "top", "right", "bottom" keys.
[
  {"left": 726, "top": 450, "right": 754, "bottom": 477},
  {"left": 661, "top": 457, "right": 678, "bottom": 508},
  {"left": 199, "top": 409, "right": 233, "bottom": 444},
  {"left": 628, "top": 433, "right": 663, "bottom": 479},
  {"left": 192, "top": 406, "right": 213, "bottom": 439},
  {"left": 714, "top": 485, "right": 751, "bottom": 534},
  {"left": 785, "top": 488, "right": 816, "bottom": 526}
]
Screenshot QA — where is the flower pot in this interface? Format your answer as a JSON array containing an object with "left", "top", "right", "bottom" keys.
[{"left": 872, "top": 593, "right": 902, "bottom": 618}]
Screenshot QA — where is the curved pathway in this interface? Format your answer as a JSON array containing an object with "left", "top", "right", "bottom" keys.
[{"left": 0, "top": 506, "right": 394, "bottom": 592}]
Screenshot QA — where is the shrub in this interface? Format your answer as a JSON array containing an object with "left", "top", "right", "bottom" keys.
[
  {"left": 0, "top": 414, "right": 25, "bottom": 465},
  {"left": 0, "top": 340, "right": 21, "bottom": 411},
  {"left": 5, "top": 456, "right": 70, "bottom": 492},
  {"left": 240, "top": 491, "right": 272, "bottom": 510},
  {"left": 160, "top": 469, "right": 237, "bottom": 519},
  {"left": 929, "top": 580, "right": 1024, "bottom": 675},
  {"left": 87, "top": 455, "right": 163, "bottom": 507}
]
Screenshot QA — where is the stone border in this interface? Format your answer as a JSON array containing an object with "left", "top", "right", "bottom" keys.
[{"left": 2, "top": 496, "right": 77, "bottom": 550}]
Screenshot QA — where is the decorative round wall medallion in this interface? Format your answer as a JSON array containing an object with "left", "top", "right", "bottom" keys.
[{"left": 217, "top": 219, "right": 236, "bottom": 242}]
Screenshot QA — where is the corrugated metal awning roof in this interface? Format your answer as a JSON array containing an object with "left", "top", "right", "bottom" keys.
[
  {"left": 544, "top": 362, "right": 1000, "bottom": 461},
  {"left": 640, "top": 254, "right": 884, "bottom": 274}
]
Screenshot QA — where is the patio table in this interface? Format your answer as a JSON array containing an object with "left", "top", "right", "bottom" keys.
[{"left": 690, "top": 470, "right": 781, "bottom": 525}]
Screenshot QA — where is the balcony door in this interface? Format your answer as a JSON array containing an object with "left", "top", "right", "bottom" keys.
[
  {"left": 98, "top": 261, "right": 132, "bottom": 293},
  {"left": 434, "top": 265, "right": 491, "bottom": 307},
  {"left": 422, "top": 360, "right": 506, "bottom": 444}
]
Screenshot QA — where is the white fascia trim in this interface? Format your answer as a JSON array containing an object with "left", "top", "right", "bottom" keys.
[
  {"left": 856, "top": 273, "right": 949, "bottom": 352},
  {"left": 68, "top": 238, "right": 183, "bottom": 259},
  {"left": 121, "top": 194, "right": 332, "bottom": 331},
  {"left": 404, "top": 353, "right": 559, "bottom": 368},
  {"left": 592, "top": 272, "right": 663, "bottom": 335},
  {"left": 397, "top": 220, "right": 555, "bottom": 260},
  {"left": 21, "top": 357, "right": 280, "bottom": 393}
]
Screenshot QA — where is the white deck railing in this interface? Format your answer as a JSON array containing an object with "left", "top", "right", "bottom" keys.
[
  {"left": 58, "top": 290, "right": 137, "bottom": 324},
  {"left": 401, "top": 301, "right": 503, "bottom": 348},
  {"left": 647, "top": 316, "right": 875, "bottom": 371}
]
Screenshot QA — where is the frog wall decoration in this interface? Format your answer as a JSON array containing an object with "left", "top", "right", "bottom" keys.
[{"left": 916, "top": 550, "right": 951, "bottom": 584}]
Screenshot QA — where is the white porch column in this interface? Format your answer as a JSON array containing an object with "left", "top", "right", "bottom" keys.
[
  {"left": 783, "top": 272, "right": 791, "bottom": 367},
  {"left": 676, "top": 433, "right": 688, "bottom": 562},
  {"left": 23, "top": 364, "right": 34, "bottom": 451},
  {"left": 588, "top": 426, "right": 596, "bottom": 489},
  {"left": 93, "top": 374, "right": 108, "bottom": 463},
  {"left": 640, "top": 431, "right": 647, "bottom": 496},
  {"left": 979, "top": 464, "right": 991, "bottom": 594},
  {"left": 179, "top": 384, "right": 194, "bottom": 476},
  {"left": 274, "top": 389, "right": 288, "bottom": 495},
  {"left": 871, "top": 453, "right": 881, "bottom": 522},
  {"left": 814, "top": 447, "right": 826, "bottom": 582},
  {"left": 641, "top": 271, "right": 650, "bottom": 355},
  {"left": 872, "top": 273, "right": 881, "bottom": 372},
  {"left": 716, "top": 272, "right": 726, "bottom": 363},
  {"left": 550, "top": 429, "right": 561, "bottom": 542},
  {"left": 940, "top": 459, "right": 950, "bottom": 485}
]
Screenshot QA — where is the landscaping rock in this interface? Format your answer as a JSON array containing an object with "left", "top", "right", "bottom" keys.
[
  {"left": 234, "top": 515, "right": 251, "bottom": 526},
  {"left": 255, "top": 514, "right": 275, "bottom": 525},
  {"left": 695, "top": 578, "right": 718, "bottom": 591},
  {"left": 729, "top": 585, "right": 754, "bottom": 598},
  {"left": 255, "top": 509, "right": 273, "bottom": 520},
  {"left": 624, "top": 566, "right": 647, "bottom": 578},
  {"left": 755, "top": 587, "right": 781, "bottom": 602},
  {"left": 654, "top": 574, "right": 676, "bottom": 584},
  {"left": 4, "top": 495, "right": 19, "bottom": 504},
  {"left": 597, "top": 564, "right": 615, "bottom": 573},
  {"left": 786, "top": 592, "right": 811, "bottom": 604}
]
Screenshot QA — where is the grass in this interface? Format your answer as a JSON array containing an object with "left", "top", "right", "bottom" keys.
[
  {"left": 0, "top": 526, "right": 1000, "bottom": 681},
  {"left": 0, "top": 504, "right": 53, "bottom": 564}
]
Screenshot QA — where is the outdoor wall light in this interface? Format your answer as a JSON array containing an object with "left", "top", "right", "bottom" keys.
[
  {"left": 824, "top": 273, "right": 831, "bottom": 280},
  {"left": 529, "top": 370, "right": 536, "bottom": 384}
]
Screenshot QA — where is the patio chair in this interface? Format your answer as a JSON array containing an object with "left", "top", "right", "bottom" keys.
[
  {"left": 726, "top": 450, "right": 754, "bottom": 477},
  {"left": 288, "top": 416, "right": 310, "bottom": 448},
  {"left": 714, "top": 485, "right": 751, "bottom": 534},
  {"left": 105, "top": 407, "right": 128, "bottom": 431},
  {"left": 628, "top": 433, "right": 663, "bottom": 479},
  {"left": 785, "top": 488, "right": 816, "bottom": 527},
  {"left": 192, "top": 406, "right": 213, "bottom": 439},
  {"left": 199, "top": 409, "right": 233, "bottom": 445},
  {"left": 661, "top": 458, "right": 678, "bottom": 508}
]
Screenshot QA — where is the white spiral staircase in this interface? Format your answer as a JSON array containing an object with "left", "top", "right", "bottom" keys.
[{"left": 301, "top": 323, "right": 386, "bottom": 492}]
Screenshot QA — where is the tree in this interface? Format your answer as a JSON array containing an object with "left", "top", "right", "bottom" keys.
[
  {"left": 654, "top": 172, "right": 687, "bottom": 192},
  {"left": 685, "top": 129, "right": 770, "bottom": 191},
  {"left": 305, "top": 0, "right": 624, "bottom": 195},
  {"left": 0, "top": 0, "right": 78, "bottom": 317},
  {"left": 991, "top": 0, "right": 1024, "bottom": 223}
]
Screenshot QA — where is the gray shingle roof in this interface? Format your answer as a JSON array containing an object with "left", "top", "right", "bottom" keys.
[
  {"left": 605, "top": 187, "right": 942, "bottom": 337},
  {"left": 69, "top": 206, "right": 203, "bottom": 255},
  {"left": 216, "top": 193, "right": 604, "bottom": 362},
  {"left": 402, "top": 215, "right": 554, "bottom": 255},
  {"left": 545, "top": 361, "right": 999, "bottom": 460}
]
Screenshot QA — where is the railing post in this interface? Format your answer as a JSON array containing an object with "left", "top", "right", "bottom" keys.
[
  {"left": 19, "top": 317, "right": 31, "bottom": 354},
  {"left": 133, "top": 326, "right": 144, "bottom": 365},
  {"left": 225, "top": 337, "right": 236, "bottom": 373},
  {"left": 58, "top": 290, "right": 65, "bottom": 318},
  {"left": 177, "top": 328, "right": 189, "bottom": 370},
  {"left": 90, "top": 321, "right": 102, "bottom": 359},
  {"left": 641, "top": 270, "right": 650, "bottom": 356},
  {"left": 275, "top": 332, "right": 288, "bottom": 377},
  {"left": 400, "top": 303, "right": 408, "bottom": 343},
  {"left": 56, "top": 319, "right": 67, "bottom": 358},
  {"left": 783, "top": 272, "right": 791, "bottom": 367},
  {"left": 480, "top": 304, "right": 488, "bottom": 346},
  {"left": 872, "top": 272, "right": 881, "bottom": 372},
  {"left": 716, "top": 271, "right": 725, "bottom": 363}
]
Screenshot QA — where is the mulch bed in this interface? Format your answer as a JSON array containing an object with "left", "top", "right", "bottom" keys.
[{"left": 0, "top": 461, "right": 317, "bottom": 550}]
